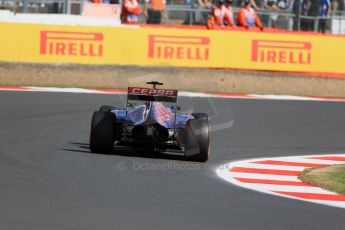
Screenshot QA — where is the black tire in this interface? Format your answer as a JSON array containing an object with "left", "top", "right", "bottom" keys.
[
  {"left": 99, "top": 105, "right": 116, "bottom": 112},
  {"left": 192, "top": 113, "right": 208, "bottom": 121},
  {"left": 90, "top": 111, "right": 115, "bottom": 154},
  {"left": 184, "top": 118, "right": 210, "bottom": 162}
]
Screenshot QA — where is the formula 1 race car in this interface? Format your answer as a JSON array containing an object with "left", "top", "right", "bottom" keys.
[{"left": 89, "top": 81, "right": 210, "bottom": 162}]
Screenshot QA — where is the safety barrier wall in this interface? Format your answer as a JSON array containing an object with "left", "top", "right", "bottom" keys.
[{"left": 1, "top": 22, "right": 345, "bottom": 75}]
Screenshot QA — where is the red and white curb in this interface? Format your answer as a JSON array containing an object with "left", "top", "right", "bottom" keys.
[
  {"left": 1, "top": 86, "right": 345, "bottom": 102},
  {"left": 217, "top": 154, "right": 345, "bottom": 209},
  {"left": 3, "top": 86, "right": 345, "bottom": 208}
]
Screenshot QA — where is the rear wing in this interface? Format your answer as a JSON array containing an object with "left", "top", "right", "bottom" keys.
[{"left": 127, "top": 87, "right": 178, "bottom": 103}]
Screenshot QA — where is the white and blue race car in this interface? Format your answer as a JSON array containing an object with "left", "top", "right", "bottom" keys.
[{"left": 89, "top": 81, "right": 210, "bottom": 162}]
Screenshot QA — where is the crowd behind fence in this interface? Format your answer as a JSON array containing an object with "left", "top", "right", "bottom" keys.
[{"left": 1, "top": 0, "right": 345, "bottom": 34}]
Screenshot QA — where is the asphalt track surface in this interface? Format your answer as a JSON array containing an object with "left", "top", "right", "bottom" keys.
[{"left": 1, "top": 91, "right": 345, "bottom": 230}]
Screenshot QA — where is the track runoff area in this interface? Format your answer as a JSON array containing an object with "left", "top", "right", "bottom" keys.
[{"left": 2, "top": 85, "right": 345, "bottom": 209}]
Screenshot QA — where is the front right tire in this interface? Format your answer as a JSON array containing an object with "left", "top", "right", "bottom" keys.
[
  {"left": 184, "top": 117, "right": 210, "bottom": 162},
  {"left": 89, "top": 111, "right": 115, "bottom": 154}
]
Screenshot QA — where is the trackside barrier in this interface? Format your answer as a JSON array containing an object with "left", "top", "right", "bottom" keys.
[{"left": 0, "top": 22, "right": 345, "bottom": 75}]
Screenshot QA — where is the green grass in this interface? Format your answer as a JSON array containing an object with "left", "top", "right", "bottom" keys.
[
  {"left": 299, "top": 165, "right": 345, "bottom": 195},
  {"left": 332, "top": 169, "right": 345, "bottom": 185}
]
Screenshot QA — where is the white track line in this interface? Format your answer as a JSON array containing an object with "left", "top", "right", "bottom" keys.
[
  {"left": 1, "top": 86, "right": 345, "bottom": 102},
  {"left": 2, "top": 86, "right": 345, "bottom": 208},
  {"left": 232, "top": 162, "right": 307, "bottom": 171},
  {"left": 217, "top": 154, "right": 345, "bottom": 209},
  {"left": 227, "top": 172, "right": 303, "bottom": 181}
]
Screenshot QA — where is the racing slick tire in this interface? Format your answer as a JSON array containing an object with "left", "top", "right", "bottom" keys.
[
  {"left": 184, "top": 118, "right": 210, "bottom": 162},
  {"left": 90, "top": 111, "right": 115, "bottom": 154},
  {"left": 99, "top": 105, "right": 116, "bottom": 112}
]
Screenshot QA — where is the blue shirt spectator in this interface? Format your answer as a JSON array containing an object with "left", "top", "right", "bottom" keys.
[
  {"left": 320, "top": 0, "right": 331, "bottom": 16},
  {"left": 301, "top": 0, "right": 310, "bottom": 14}
]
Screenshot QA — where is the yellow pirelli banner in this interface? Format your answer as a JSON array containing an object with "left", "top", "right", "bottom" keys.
[{"left": 1, "top": 22, "right": 345, "bottom": 75}]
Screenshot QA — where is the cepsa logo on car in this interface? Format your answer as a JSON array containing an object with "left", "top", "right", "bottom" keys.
[
  {"left": 252, "top": 40, "right": 312, "bottom": 64},
  {"left": 148, "top": 35, "right": 210, "bottom": 61},
  {"left": 40, "top": 31, "right": 103, "bottom": 57},
  {"left": 128, "top": 87, "right": 178, "bottom": 97}
]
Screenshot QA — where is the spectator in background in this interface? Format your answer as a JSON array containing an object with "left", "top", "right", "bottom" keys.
[
  {"left": 233, "top": 0, "right": 259, "bottom": 9},
  {"left": 307, "top": 0, "right": 331, "bottom": 33},
  {"left": 252, "top": 0, "right": 262, "bottom": 8},
  {"left": 250, "top": 0, "right": 260, "bottom": 9},
  {"left": 223, "top": 0, "right": 236, "bottom": 27},
  {"left": 207, "top": 0, "right": 225, "bottom": 28},
  {"left": 263, "top": 0, "right": 280, "bottom": 10},
  {"left": 198, "top": 0, "right": 212, "bottom": 8},
  {"left": 121, "top": 0, "right": 141, "bottom": 24},
  {"left": 301, "top": 0, "right": 312, "bottom": 17},
  {"left": 90, "top": 0, "right": 119, "bottom": 3},
  {"left": 319, "top": 0, "right": 332, "bottom": 33},
  {"left": 331, "top": 0, "right": 338, "bottom": 12},
  {"left": 263, "top": 0, "right": 284, "bottom": 27},
  {"left": 144, "top": 0, "right": 166, "bottom": 24},
  {"left": 306, "top": 0, "right": 320, "bottom": 31},
  {"left": 301, "top": 0, "right": 313, "bottom": 30},
  {"left": 277, "top": 0, "right": 291, "bottom": 9},
  {"left": 237, "top": 0, "right": 264, "bottom": 30},
  {"left": 339, "top": 0, "right": 345, "bottom": 12},
  {"left": 89, "top": 0, "right": 119, "bottom": 4},
  {"left": 207, "top": 0, "right": 235, "bottom": 28},
  {"left": 330, "top": 0, "right": 344, "bottom": 14},
  {"left": 193, "top": 0, "right": 212, "bottom": 24}
]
